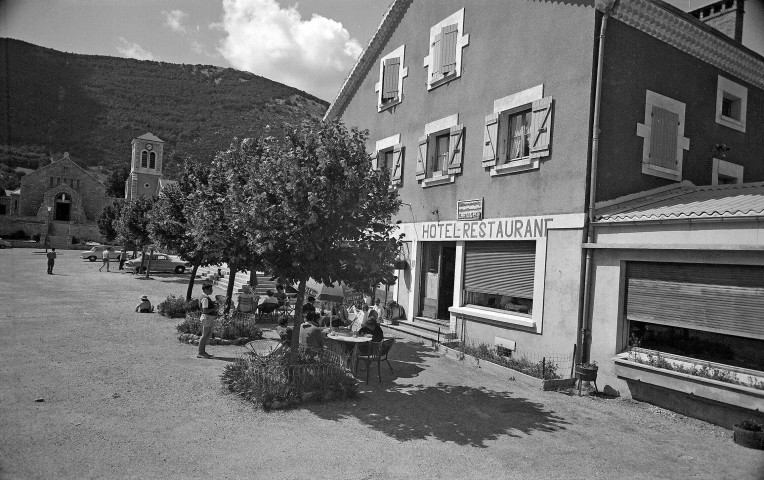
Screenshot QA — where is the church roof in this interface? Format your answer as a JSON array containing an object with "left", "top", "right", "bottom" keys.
[{"left": 134, "top": 132, "right": 164, "bottom": 143}]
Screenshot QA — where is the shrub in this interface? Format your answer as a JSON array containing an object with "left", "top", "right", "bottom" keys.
[
  {"left": 736, "top": 419, "right": 763, "bottom": 431},
  {"left": 5, "top": 229, "right": 28, "bottom": 240},
  {"left": 220, "top": 347, "right": 358, "bottom": 410},
  {"left": 453, "top": 342, "right": 561, "bottom": 380},
  {"left": 32, "top": 233, "right": 41, "bottom": 242},
  {"left": 158, "top": 295, "right": 198, "bottom": 318},
  {"left": 176, "top": 311, "right": 263, "bottom": 340}
]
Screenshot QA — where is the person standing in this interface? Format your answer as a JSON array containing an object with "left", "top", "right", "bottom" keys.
[
  {"left": 99, "top": 247, "right": 111, "bottom": 272},
  {"left": 197, "top": 281, "right": 217, "bottom": 359},
  {"left": 46, "top": 248, "right": 56, "bottom": 274}
]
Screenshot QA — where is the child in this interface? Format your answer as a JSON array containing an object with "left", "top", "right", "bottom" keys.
[{"left": 135, "top": 295, "right": 153, "bottom": 313}]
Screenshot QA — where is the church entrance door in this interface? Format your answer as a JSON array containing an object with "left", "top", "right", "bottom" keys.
[{"left": 55, "top": 193, "right": 71, "bottom": 222}]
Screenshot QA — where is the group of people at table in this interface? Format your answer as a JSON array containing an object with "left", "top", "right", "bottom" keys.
[{"left": 276, "top": 296, "right": 386, "bottom": 351}]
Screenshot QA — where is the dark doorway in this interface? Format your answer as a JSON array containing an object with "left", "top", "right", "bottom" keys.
[
  {"left": 418, "top": 242, "right": 456, "bottom": 321},
  {"left": 438, "top": 245, "right": 456, "bottom": 319},
  {"left": 55, "top": 194, "right": 71, "bottom": 221}
]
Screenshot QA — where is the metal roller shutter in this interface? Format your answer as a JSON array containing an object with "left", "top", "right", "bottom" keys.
[
  {"left": 625, "top": 262, "right": 764, "bottom": 340},
  {"left": 464, "top": 241, "right": 536, "bottom": 299}
]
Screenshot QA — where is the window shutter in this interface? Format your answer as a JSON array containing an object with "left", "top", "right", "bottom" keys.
[
  {"left": 371, "top": 153, "right": 379, "bottom": 171},
  {"left": 141, "top": 151, "right": 148, "bottom": 168},
  {"left": 431, "top": 32, "right": 443, "bottom": 81},
  {"left": 382, "top": 57, "right": 400, "bottom": 101},
  {"left": 649, "top": 106, "right": 679, "bottom": 170},
  {"left": 482, "top": 113, "right": 499, "bottom": 167},
  {"left": 391, "top": 144, "right": 403, "bottom": 184},
  {"left": 149, "top": 152, "right": 156, "bottom": 169},
  {"left": 464, "top": 241, "right": 536, "bottom": 299},
  {"left": 440, "top": 24, "right": 458, "bottom": 75},
  {"left": 530, "top": 96, "right": 553, "bottom": 158},
  {"left": 447, "top": 124, "right": 464, "bottom": 175},
  {"left": 416, "top": 135, "right": 428, "bottom": 181}
]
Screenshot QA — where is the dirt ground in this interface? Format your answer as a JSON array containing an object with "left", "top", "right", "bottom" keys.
[{"left": 2, "top": 248, "right": 763, "bottom": 480}]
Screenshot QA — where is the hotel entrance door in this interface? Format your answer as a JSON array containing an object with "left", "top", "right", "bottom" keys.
[{"left": 418, "top": 242, "right": 456, "bottom": 321}]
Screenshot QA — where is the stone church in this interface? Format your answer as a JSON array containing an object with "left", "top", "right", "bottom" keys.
[{"left": 0, "top": 132, "right": 170, "bottom": 247}]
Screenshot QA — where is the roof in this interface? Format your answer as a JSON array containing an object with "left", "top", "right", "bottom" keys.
[
  {"left": 134, "top": 132, "right": 164, "bottom": 143},
  {"left": 595, "top": 181, "right": 764, "bottom": 223}
]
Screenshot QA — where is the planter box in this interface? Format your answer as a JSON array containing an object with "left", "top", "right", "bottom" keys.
[
  {"left": 437, "top": 344, "right": 573, "bottom": 390},
  {"left": 615, "top": 357, "right": 764, "bottom": 428}
]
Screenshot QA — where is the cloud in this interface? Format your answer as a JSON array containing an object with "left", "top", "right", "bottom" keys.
[
  {"left": 191, "top": 40, "right": 218, "bottom": 58},
  {"left": 216, "top": 0, "right": 363, "bottom": 101},
  {"left": 162, "top": 9, "right": 188, "bottom": 33},
  {"left": 116, "top": 37, "right": 155, "bottom": 60}
]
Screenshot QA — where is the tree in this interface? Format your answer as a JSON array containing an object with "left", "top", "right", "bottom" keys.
[
  {"left": 185, "top": 146, "right": 263, "bottom": 312},
  {"left": 104, "top": 165, "right": 130, "bottom": 198},
  {"left": 239, "top": 121, "right": 402, "bottom": 360},
  {"left": 97, "top": 200, "right": 124, "bottom": 242},
  {"left": 149, "top": 165, "right": 222, "bottom": 300},
  {"left": 116, "top": 195, "right": 155, "bottom": 275}
]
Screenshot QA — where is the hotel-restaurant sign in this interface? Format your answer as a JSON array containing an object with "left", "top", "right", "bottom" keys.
[{"left": 421, "top": 215, "right": 553, "bottom": 240}]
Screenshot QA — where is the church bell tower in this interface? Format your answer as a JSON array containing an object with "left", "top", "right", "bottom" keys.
[{"left": 126, "top": 133, "right": 164, "bottom": 201}]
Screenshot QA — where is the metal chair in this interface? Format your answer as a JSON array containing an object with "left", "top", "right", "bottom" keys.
[
  {"left": 354, "top": 339, "right": 395, "bottom": 383},
  {"left": 257, "top": 302, "right": 280, "bottom": 323}
]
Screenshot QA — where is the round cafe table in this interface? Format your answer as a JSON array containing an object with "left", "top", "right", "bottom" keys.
[{"left": 325, "top": 331, "right": 372, "bottom": 369}]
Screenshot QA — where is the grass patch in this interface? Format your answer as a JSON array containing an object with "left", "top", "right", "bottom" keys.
[
  {"left": 450, "top": 342, "right": 562, "bottom": 380},
  {"left": 177, "top": 311, "right": 263, "bottom": 340},
  {"left": 221, "top": 347, "right": 358, "bottom": 410}
]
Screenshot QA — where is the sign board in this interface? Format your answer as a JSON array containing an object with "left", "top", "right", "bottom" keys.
[{"left": 457, "top": 198, "right": 483, "bottom": 220}]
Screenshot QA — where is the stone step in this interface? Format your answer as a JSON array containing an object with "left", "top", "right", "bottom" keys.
[
  {"left": 413, "top": 316, "right": 451, "bottom": 329},
  {"left": 382, "top": 320, "right": 452, "bottom": 343}
]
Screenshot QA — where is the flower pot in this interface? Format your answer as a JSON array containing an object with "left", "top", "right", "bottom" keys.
[
  {"left": 575, "top": 365, "right": 599, "bottom": 382},
  {"left": 394, "top": 259, "right": 408, "bottom": 270},
  {"left": 733, "top": 426, "right": 764, "bottom": 449}
]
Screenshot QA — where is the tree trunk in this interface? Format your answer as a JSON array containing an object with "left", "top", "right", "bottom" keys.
[
  {"left": 120, "top": 246, "right": 127, "bottom": 270},
  {"left": 145, "top": 247, "right": 154, "bottom": 278},
  {"left": 289, "top": 278, "right": 307, "bottom": 365},
  {"left": 224, "top": 267, "right": 236, "bottom": 314},
  {"left": 138, "top": 246, "right": 147, "bottom": 274},
  {"left": 186, "top": 260, "right": 201, "bottom": 301},
  {"left": 249, "top": 267, "right": 258, "bottom": 291}
]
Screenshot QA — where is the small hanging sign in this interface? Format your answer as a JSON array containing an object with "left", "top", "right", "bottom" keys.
[{"left": 457, "top": 198, "right": 483, "bottom": 221}]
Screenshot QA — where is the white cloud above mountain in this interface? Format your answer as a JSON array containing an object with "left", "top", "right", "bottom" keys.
[
  {"left": 163, "top": 10, "right": 189, "bottom": 34},
  {"left": 116, "top": 37, "right": 155, "bottom": 60},
  {"left": 216, "top": 0, "right": 362, "bottom": 101}
]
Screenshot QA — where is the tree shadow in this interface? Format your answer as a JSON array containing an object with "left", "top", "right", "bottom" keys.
[{"left": 307, "top": 342, "right": 569, "bottom": 447}]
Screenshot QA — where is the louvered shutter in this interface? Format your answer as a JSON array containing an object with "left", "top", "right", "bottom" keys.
[
  {"left": 441, "top": 24, "right": 458, "bottom": 75},
  {"left": 483, "top": 113, "right": 499, "bottom": 166},
  {"left": 649, "top": 106, "right": 679, "bottom": 169},
  {"left": 391, "top": 144, "right": 403, "bottom": 184},
  {"left": 371, "top": 153, "right": 379, "bottom": 171},
  {"left": 415, "top": 135, "right": 427, "bottom": 181},
  {"left": 530, "top": 96, "right": 553, "bottom": 158},
  {"left": 625, "top": 262, "right": 764, "bottom": 340},
  {"left": 431, "top": 32, "right": 443, "bottom": 81},
  {"left": 464, "top": 241, "right": 536, "bottom": 299},
  {"left": 447, "top": 124, "right": 464, "bottom": 174},
  {"left": 141, "top": 151, "right": 148, "bottom": 167},
  {"left": 382, "top": 57, "right": 400, "bottom": 102}
]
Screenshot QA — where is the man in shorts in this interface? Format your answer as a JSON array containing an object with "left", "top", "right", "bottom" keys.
[
  {"left": 46, "top": 248, "right": 56, "bottom": 274},
  {"left": 198, "top": 281, "right": 217, "bottom": 359}
]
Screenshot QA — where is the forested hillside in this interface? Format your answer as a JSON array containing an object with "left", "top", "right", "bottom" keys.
[{"left": 0, "top": 38, "right": 328, "bottom": 186}]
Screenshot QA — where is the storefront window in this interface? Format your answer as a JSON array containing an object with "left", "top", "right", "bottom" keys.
[{"left": 464, "top": 291, "right": 532, "bottom": 315}]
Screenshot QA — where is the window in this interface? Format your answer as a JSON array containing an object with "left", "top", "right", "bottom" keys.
[
  {"left": 483, "top": 85, "right": 553, "bottom": 175},
  {"left": 76, "top": 179, "right": 80, "bottom": 190},
  {"left": 716, "top": 75, "right": 747, "bottom": 132},
  {"left": 423, "top": 9, "right": 469, "bottom": 90},
  {"left": 462, "top": 241, "right": 536, "bottom": 316},
  {"left": 375, "top": 45, "right": 408, "bottom": 111},
  {"left": 57, "top": 177, "right": 61, "bottom": 185},
  {"left": 149, "top": 152, "right": 156, "bottom": 169},
  {"left": 712, "top": 158, "right": 743, "bottom": 185},
  {"left": 50, "top": 177, "right": 54, "bottom": 187},
  {"left": 373, "top": 134, "right": 404, "bottom": 188},
  {"left": 415, "top": 114, "right": 463, "bottom": 187},
  {"left": 141, "top": 151, "right": 148, "bottom": 168},
  {"left": 636, "top": 91, "right": 690, "bottom": 181}
]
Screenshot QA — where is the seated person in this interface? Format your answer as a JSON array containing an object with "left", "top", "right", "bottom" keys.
[
  {"left": 259, "top": 290, "right": 280, "bottom": 314},
  {"left": 305, "top": 311, "right": 321, "bottom": 327},
  {"left": 350, "top": 303, "right": 367, "bottom": 332},
  {"left": 298, "top": 314, "right": 324, "bottom": 349},
  {"left": 303, "top": 296, "right": 317, "bottom": 316},
  {"left": 135, "top": 295, "right": 153, "bottom": 313},
  {"left": 387, "top": 300, "right": 405, "bottom": 321},
  {"left": 276, "top": 315, "right": 293, "bottom": 346},
  {"left": 336, "top": 302, "right": 350, "bottom": 326},
  {"left": 357, "top": 316, "right": 384, "bottom": 342},
  {"left": 274, "top": 284, "right": 288, "bottom": 306}
]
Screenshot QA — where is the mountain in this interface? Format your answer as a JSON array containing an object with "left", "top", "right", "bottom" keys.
[{"left": 0, "top": 38, "right": 328, "bottom": 181}]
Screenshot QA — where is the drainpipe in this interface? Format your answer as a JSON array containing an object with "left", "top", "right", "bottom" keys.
[{"left": 577, "top": 1, "right": 618, "bottom": 364}]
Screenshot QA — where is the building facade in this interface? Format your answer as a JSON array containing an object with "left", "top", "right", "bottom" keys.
[
  {"left": 125, "top": 132, "right": 168, "bottom": 201},
  {"left": 326, "top": 0, "right": 764, "bottom": 425}
]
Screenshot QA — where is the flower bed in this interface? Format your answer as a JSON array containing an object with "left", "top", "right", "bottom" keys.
[
  {"left": 221, "top": 347, "right": 358, "bottom": 410},
  {"left": 447, "top": 342, "right": 562, "bottom": 380},
  {"left": 176, "top": 311, "right": 263, "bottom": 344}
]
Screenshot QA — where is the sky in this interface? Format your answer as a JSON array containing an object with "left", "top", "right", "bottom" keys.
[{"left": 0, "top": 0, "right": 392, "bottom": 102}]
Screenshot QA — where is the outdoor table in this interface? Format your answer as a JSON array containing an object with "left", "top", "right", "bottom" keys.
[{"left": 325, "top": 331, "right": 373, "bottom": 369}]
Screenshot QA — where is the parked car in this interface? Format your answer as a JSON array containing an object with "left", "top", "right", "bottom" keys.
[
  {"left": 0, "top": 238, "right": 11, "bottom": 249},
  {"left": 80, "top": 245, "right": 126, "bottom": 262},
  {"left": 124, "top": 254, "right": 190, "bottom": 274}
]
